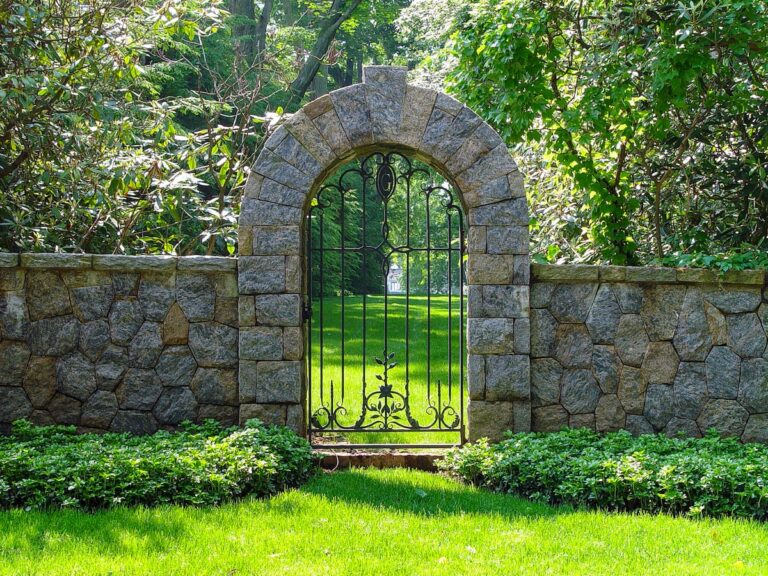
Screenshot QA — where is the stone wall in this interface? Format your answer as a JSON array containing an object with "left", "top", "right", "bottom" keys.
[
  {"left": 531, "top": 264, "right": 768, "bottom": 442},
  {"left": 0, "top": 254, "right": 239, "bottom": 433}
]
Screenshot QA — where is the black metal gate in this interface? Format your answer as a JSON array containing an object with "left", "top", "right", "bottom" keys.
[{"left": 306, "top": 151, "right": 466, "bottom": 448}]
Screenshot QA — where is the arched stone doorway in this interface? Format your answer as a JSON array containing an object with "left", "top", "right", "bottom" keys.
[{"left": 237, "top": 66, "right": 530, "bottom": 441}]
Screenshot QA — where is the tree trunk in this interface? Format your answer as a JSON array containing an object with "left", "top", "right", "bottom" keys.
[
  {"left": 289, "top": 0, "right": 363, "bottom": 101},
  {"left": 228, "top": 0, "right": 257, "bottom": 61},
  {"left": 312, "top": 63, "right": 329, "bottom": 96},
  {"left": 254, "top": 0, "right": 274, "bottom": 60},
  {"left": 345, "top": 56, "right": 354, "bottom": 85}
]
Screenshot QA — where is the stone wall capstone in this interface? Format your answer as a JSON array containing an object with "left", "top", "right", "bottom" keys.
[{"left": 530, "top": 264, "right": 768, "bottom": 442}]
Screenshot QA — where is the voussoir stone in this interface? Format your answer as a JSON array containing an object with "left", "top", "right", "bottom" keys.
[
  {"left": 644, "top": 384, "right": 674, "bottom": 431},
  {"left": 155, "top": 346, "right": 197, "bottom": 388},
  {"left": 330, "top": 84, "right": 373, "bottom": 146},
  {"left": 56, "top": 352, "right": 97, "bottom": 401},
  {"left": 586, "top": 285, "right": 622, "bottom": 344},
  {"left": 153, "top": 387, "right": 198, "bottom": 425},
  {"left": 0, "top": 340, "right": 30, "bottom": 385},
  {"left": 614, "top": 314, "right": 649, "bottom": 367},
  {"left": 189, "top": 322, "right": 238, "bottom": 367},
  {"left": 641, "top": 341, "right": 679, "bottom": 385},
  {"left": 531, "top": 358, "right": 562, "bottom": 407},
  {"left": 705, "top": 346, "right": 740, "bottom": 399},
  {"left": 80, "top": 390, "right": 118, "bottom": 429},
  {"left": 485, "top": 355, "right": 529, "bottom": 401},
  {"left": 727, "top": 313, "right": 767, "bottom": 358},
  {"left": 697, "top": 399, "right": 748, "bottom": 438},
  {"left": 672, "top": 362, "right": 708, "bottom": 420},
  {"left": 560, "top": 368, "right": 601, "bottom": 414},
  {"left": 27, "top": 315, "right": 79, "bottom": 357},
  {"left": 554, "top": 324, "right": 593, "bottom": 368},
  {"left": 641, "top": 285, "right": 685, "bottom": 341},
  {"left": 116, "top": 368, "right": 162, "bottom": 410},
  {"left": 550, "top": 283, "right": 598, "bottom": 323},
  {"left": 738, "top": 358, "right": 768, "bottom": 413},
  {"left": 176, "top": 273, "right": 215, "bottom": 322}
]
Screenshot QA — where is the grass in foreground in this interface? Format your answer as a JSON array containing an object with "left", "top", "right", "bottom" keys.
[{"left": 1, "top": 468, "right": 767, "bottom": 576}]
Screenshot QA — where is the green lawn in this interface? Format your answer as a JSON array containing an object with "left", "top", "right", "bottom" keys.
[
  {"left": 308, "top": 295, "right": 465, "bottom": 446},
  {"left": 1, "top": 468, "right": 766, "bottom": 575}
]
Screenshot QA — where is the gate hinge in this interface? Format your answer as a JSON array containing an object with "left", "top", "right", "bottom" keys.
[{"left": 302, "top": 302, "right": 312, "bottom": 322}]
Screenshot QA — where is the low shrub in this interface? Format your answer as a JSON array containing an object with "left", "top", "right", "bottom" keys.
[
  {"left": 0, "top": 419, "right": 316, "bottom": 510},
  {"left": 438, "top": 429, "right": 768, "bottom": 520}
]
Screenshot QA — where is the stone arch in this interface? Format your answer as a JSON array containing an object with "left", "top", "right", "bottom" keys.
[{"left": 237, "top": 66, "right": 530, "bottom": 441}]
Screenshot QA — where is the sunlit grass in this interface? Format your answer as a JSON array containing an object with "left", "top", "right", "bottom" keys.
[
  {"left": 308, "top": 295, "right": 465, "bottom": 445},
  {"left": 2, "top": 468, "right": 767, "bottom": 576}
]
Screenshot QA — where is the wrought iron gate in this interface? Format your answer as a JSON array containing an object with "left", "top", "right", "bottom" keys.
[{"left": 306, "top": 151, "right": 466, "bottom": 447}]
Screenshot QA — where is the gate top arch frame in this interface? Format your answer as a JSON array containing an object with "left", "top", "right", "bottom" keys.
[{"left": 237, "top": 66, "right": 531, "bottom": 442}]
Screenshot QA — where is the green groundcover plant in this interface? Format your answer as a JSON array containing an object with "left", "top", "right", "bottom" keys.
[
  {"left": 0, "top": 419, "right": 316, "bottom": 511},
  {"left": 438, "top": 429, "right": 768, "bottom": 520}
]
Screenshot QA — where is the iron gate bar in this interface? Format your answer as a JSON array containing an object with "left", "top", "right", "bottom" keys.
[{"left": 307, "top": 151, "right": 466, "bottom": 446}]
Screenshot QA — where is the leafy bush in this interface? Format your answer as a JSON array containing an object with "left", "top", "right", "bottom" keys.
[
  {"left": 438, "top": 429, "right": 768, "bottom": 520},
  {"left": 0, "top": 419, "right": 316, "bottom": 510}
]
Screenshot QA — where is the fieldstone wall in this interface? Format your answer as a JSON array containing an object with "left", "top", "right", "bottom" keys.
[
  {"left": 0, "top": 254, "right": 239, "bottom": 433},
  {"left": 531, "top": 264, "right": 768, "bottom": 442}
]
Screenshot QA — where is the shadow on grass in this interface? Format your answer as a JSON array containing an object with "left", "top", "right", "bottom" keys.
[{"left": 299, "top": 468, "right": 567, "bottom": 520}]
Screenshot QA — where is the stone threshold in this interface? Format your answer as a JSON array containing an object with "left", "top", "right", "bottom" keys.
[
  {"left": 532, "top": 263, "right": 766, "bottom": 286},
  {"left": 315, "top": 449, "right": 444, "bottom": 471},
  {"left": 0, "top": 253, "right": 237, "bottom": 272}
]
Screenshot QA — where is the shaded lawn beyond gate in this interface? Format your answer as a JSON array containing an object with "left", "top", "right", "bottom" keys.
[
  {"left": 307, "top": 295, "right": 465, "bottom": 446},
  {"left": 2, "top": 468, "right": 767, "bottom": 575}
]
